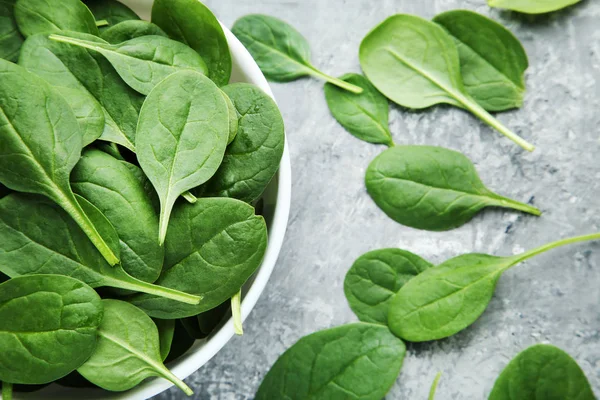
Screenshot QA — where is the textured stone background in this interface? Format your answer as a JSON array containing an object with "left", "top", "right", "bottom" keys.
[{"left": 157, "top": 0, "right": 600, "bottom": 399}]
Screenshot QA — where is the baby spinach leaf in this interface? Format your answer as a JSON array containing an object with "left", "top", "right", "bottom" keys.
[
  {"left": 344, "top": 248, "right": 432, "bottom": 325},
  {"left": 429, "top": 373, "right": 442, "bottom": 400},
  {"left": 359, "top": 14, "right": 534, "bottom": 151},
  {"left": 0, "top": 274, "right": 103, "bottom": 384},
  {"left": 78, "top": 299, "right": 193, "bottom": 395},
  {"left": 0, "top": 0, "right": 24, "bottom": 61},
  {"left": 365, "top": 146, "right": 541, "bottom": 231},
  {"left": 488, "top": 0, "right": 581, "bottom": 14},
  {"left": 129, "top": 198, "right": 268, "bottom": 319},
  {"left": 232, "top": 14, "right": 362, "bottom": 94},
  {"left": 489, "top": 344, "right": 595, "bottom": 400},
  {"left": 0, "top": 193, "right": 200, "bottom": 305},
  {"left": 221, "top": 89, "right": 239, "bottom": 145},
  {"left": 101, "top": 20, "right": 167, "bottom": 44},
  {"left": 0, "top": 59, "right": 119, "bottom": 265},
  {"left": 136, "top": 71, "right": 229, "bottom": 244},
  {"left": 154, "top": 319, "right": 175, "bottom": 361},
  {"left": 324, "top": 73, "right": 393, "bottom": 146},
  {"left": 202, "top": 83, "right": 285, "bottom": 204},
  {"left": 49, "top": 32, "right": 208, "bottom": 95},
  {"left": 71, "top": 149, "right": 164, "bottom": 284},
  {"left": 83, "top": 0, "right": 140, "bottom": 28},
  {"left": 14, "top": 0, "right": 98, "bottom": 37},
  {"left": 434, "top": 10, "right": 528, "bottom": 112},
  {"left": 256, "top": 323, "right": 406, "bottom": 400},
  {"left": 388, "top": 232, "right": 600, "bottom": 342},
  {"left": 152, "top": 0, "right": 231, "bottom": 86}
]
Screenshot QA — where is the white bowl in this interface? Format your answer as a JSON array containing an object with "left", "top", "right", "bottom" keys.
[{"left": 12, "top": 2, "right": 291, "bottom": 399}]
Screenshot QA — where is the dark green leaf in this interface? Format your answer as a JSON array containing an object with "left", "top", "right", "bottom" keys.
[
  {"left": 202, "top": 83, "right": 285, "bottom": 203},
  {"left": 0, "top": 274, "right": 103, "bottom": 384},
  {"left": 487, "top": 0, "right": 581, "bottom": 14},
  {"left": 489, "top": 344, "right": 595, "bottom": 400},
  {"left": 365, "top": 146, "right": 541, "bottom": 231},
  {"left": 164, "top": 320, "right": 195, "bottom": 363},
  {"left": 101, "top": 20, "right": 167, "bottom": 44},
  {"left": 129, "top": 198, "right": 268, "bottom": 319},
  {"left": 0, "top": 0, "right": 24, "bottom": 61},
  {"left": 154, "top": 319, "right": 175, "bottom": 361},
  {"left": 256, "top": 323, "right": 406, "bottom": 400},
  {"left": 152, "top": 0, "right": 231, "bottom": 86},
  {"left": 83, "top": 0, "right": 139, "bottom": 28},
  {"left": 136, "top": 71, "right": 229, "bottom": 244},
  {"left": 78, "top": 299, "right": 193, "bottom": 395},
  {"left": 359, "top": 14, "right": 534, "bottom": 151},
  {"left": 14, "top": 0, "right": 98, "bottom": 37},
  {"left": 344, "top": 248, "right": 432, "bottom": 324},
  {"left": 434, "top": 10, "right": 528, "bottom": 112}
]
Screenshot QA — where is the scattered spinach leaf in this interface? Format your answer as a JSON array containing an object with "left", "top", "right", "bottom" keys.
[
  {"left": 359, "top": 14, "right": 534, "bottom": 151},
  {"left": 365, "top": 146, "right": 541, "bottom": 231},
  {"left": 136, "top": 71, "right": 229, "bottom": 244},
  {"left": 388, "top": 232, "right": 600, "bottom": 342},
  {"left": 0, "top": 193, "right": 200, "bottom": 305},
  {"left": 434, "top": 10, "right": 528, "bottom": 112},
  {"left": 202, "top": 83, "right": 285, "bottom": 203},
  {"left": 232, "top": 14, "right": 362, "bottom": 94},
  {"left": 152, "top": 0, "right": 231, "bottom": 86},
  {"left": 256, "top": 323, "right": 406, "bottom": 400},
  {"left": 488, "top": 0, "right": 582, "bottom": 14},
  {"left": 129, "top": 197, "right": 267, "bottom": 319},
  {"left": 154, "top": 319, "right": 176, "bottom": 361},
  {"left": 324, "top": 72, "right": 393, "bottom": 146},
  {"left": 232, "top": 289, "right": 243, "bottom": 335},
  {"left": 49, "top": 32, "right": 208, "bottom": 95},
  {"left": 0, "top": 0, "right": 24, "bottom": 61},
  {"left": 14, "top": 0, "right": 98, "bottom": 37},
  {"left": 344, "top": 248, "right": 432, "bottom": 325},
  {"left": 78, "top": 299, "right": 193, "bottom": 395},
  {"left": 101, "top": 20, "right": 167, "bottom": 43},
  {"left": 83, "top": 0, "right": 140, "bottom": 28},
  {"left": 221, "top": 89, "right": 239, "bottom": 145},
  {"left": 429, "top": 372, "right": 442, "bottom": 400},
  {"left": 0, "top": 274, "right": 103, "bottom": 384}
]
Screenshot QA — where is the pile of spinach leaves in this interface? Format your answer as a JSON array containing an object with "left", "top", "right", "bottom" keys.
[{"left": 0, "top": 0, "right": 284, "bottom": 397}]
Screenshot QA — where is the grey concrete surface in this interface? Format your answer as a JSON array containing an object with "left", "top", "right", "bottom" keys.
[{"left": 156, "top": 0, "right": 600, "bottom": 398}]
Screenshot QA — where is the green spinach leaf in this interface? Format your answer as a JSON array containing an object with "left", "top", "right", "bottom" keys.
[
  {"left": 202, "top": 83, "right": 285, "bottom": 203},
  {"left": 488, "top": 0, "right": 581, "bottom": 14},
  {"left": 0, "top": 59, "right": 119, "bottom": 265},
  {"left": 152, "top": 0, "right": 231, "bottom": 86},
  {"left": 388, "top": 233, "right": 600, "bottom": 342},
  {"left": 136, "top": 70, "right": 229, "bottom": 244},
  {"left": 324, "top": 73, "right": 393, "bottom": 146},
  {"left": 0, "top": 274, "right": 103, "bottom": 384},
  {"left": 488, "top": 344, "right": 595, "bottom": 399},
  {"left": 221, "top": 89, "right": 239, "bottom": 145},
  {"left": 0, "top": 193, "right": 200, "bottom": 305},
  {"left": 0, "top": 0, "right": 24, "bottom": 61},
  {"left": 359, "top": 14, "right": 534, "bottom": 151},
  {"left": 434, "top": 10, "right": 528, "bottom": 112},
  {"left": 256, "top": 323, "right": 406, "bottom": 400},
  {"left": 232, "top": 14, "right": 362, "bottom": 93},
  {"left": 71, "top": 149, "right": 164, "bottom": 284},
  {"left": 49, "top": 32, "right": 208, "bottom": 95},
  {"left": 78, "top": 299, "right": 193, "bottom": 395},
  {"left": 154, "top": 319, "right": 175, "bottom": 361},
  {"left": 344, "top": 248, "right": 432, "bottom": 325},
  {"left": 365, "top": 146, "right": 541, "bottom": 231},
  {"left": 129, "top": 198, "right": 267, "bottom": 319},
  {"left": 101, "top": 20, "right": 167, "bottom": 44},
  {"left": 14, "top": 0, "right": 98, "bottom": 37},
  {"left": 83, "top": 0, "right": 139, "bottom": 28}
]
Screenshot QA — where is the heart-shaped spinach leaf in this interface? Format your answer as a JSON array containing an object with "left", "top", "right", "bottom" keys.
[{"left": 14, "top": 0, "right": 98, "bottom": 37}]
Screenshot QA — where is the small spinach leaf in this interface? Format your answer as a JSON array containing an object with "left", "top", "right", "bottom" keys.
[
  {"left": 324, "top": 73, "right": 393, "bottom": 146},
  {"left": 359, "top": 14, "right": 534, "bottom": 151},
  {"left": 154, "top": 319, "right": 175, "bottom": 361},
  {"left": 0, "top": 0, "right": 24, "bottom": 61},
  {"left": 434, "top": 10, "right": 528, "bottom": 112},
  {"left": 365, "top": 146, "right": 541, "bottom": 231},
  {"left": 50, "top": 32, "right": 208, "bottom": 95},
  {"left": 14, "top": 0, "right": 98, "bottom": 37},
  {"left": 83, "top": 0, "right": 139, "bottom": 28},
  {"left": 78, "top": 299, "right": 193, "bottom": 395},
  {"left": 71, "top": 149, "right": 164, "bottom": 284},
  {"left": 136, "top": 71, "right": 229, "bottom": 244},
  {"left": 488, "top": 0, "right": 581, "bottom": 14},
  {"left": 344, "top": 248, "right": 432, "bottom": 325},
  {"left": 388, "top": 233, "right": 600, "bottom": 342},
  {"left": 232, "top": 14, "right": 362, "bottom": 93},
  {"left": 256, "top": 323, "right": 406, "bottom": 400},
  {"left": 202, "top": 83, "right": 285, "bottom": 203},
  {"left": 152, "top": 0, "right": 231, "bottom": 86},
  {"left": 0, "top": 274, "right": 103, "bottom": 384},
  {"left": 129, "top": 198, "right": 267, "bottom": 319},
  {"left": 489, "top": 344, "right": 595, "bottom": 400},
  {"left": 101, "top": 20, "right": 167, "bottom": 44}
]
